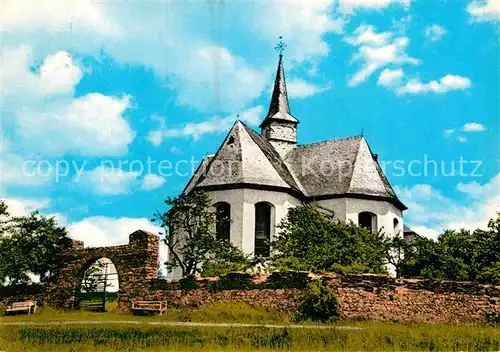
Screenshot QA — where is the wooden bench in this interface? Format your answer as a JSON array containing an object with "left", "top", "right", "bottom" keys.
[
  {"left": 131, "top": 300, "right": 167, "bottom": 315},
  {"left": 79, "top": 300, "right": 106, "bottom": 312},
  {"left": 4, "top": 301, "right": 37, "bottom": 315}
]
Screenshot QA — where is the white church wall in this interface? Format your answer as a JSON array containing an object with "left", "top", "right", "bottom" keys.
[
  {"left": 345, "top": 198, "right": 403, "bottom": 237},
  {"left": 241, "top": 189, "right": 302, "bottom": 255},
  {"left": 206, "top": 189, "right": 245, "bottom": 248},
  {"left": 314, "top": 198, "right": 347, "bottom": 221}
]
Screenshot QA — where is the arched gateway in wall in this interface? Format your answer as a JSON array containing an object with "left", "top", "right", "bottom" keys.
[{"left": 56, "top": 230, "right": 159, "bottom": 313}]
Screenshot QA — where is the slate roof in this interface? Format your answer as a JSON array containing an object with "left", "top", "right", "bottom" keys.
[
  {"left": 186, "top": 124, "right": 405, "bottom": 210},
  {"left": 184, "top": 53, "right": 405, "bottom": 211},
  {"left": 187, "top": 121, "right": 301, "bottom": 193}
]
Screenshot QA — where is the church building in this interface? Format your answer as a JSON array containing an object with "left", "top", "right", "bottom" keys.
[{"left": 182, "top": 53, "right": 407, "bottom": 261}]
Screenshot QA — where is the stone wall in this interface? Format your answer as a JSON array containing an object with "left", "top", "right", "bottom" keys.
[
  {"left": 123, "top": 273, "right": 500, "bottom": 324},
  {"left": 329, "top": 274, "right": 500, "bottom": 324},
  {"left": 1, "top": 239, "right": 499, "bottom": 324},
  {"left": 56, "top": 230, "right": 159, "bottom": 310}
]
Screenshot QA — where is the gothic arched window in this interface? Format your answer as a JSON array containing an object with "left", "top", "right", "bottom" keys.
[
  {"left": 254, "top": 202, "right": 272, "bottom": 257},
  {"left": 358, "top": 211, "right": 377, "bottom": 233},
  {"left": 215, "top": 202, "right": 231, "bottom": 241},
  {"left": 393, "top": 218, "right": 400, "bottom": 235}
]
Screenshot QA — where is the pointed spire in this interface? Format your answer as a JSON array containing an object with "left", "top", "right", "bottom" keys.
[
  {"left": 260, "top": 48, "right": 298, "bottom": 128},
  {"left": 267, "top": 54, "right": 290, "bottom": 118}
]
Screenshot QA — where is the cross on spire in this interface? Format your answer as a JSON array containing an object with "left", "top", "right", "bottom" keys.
[{"left": 274, "top": 36, "right": 287, "bottom": 56}]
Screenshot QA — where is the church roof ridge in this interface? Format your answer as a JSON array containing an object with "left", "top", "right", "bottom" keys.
[{"left": 295, "top": 135, "right": 364, "bottom": 148}]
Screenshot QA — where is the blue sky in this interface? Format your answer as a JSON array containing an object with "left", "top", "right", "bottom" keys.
[{"left": 1, "top": 0, "right": 499, "bottom": 248}]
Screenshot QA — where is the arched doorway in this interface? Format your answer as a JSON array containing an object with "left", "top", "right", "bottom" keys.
[
  {"left": 57, "top": 230, "right": 160, "bottom": 313},
  {"left": 77, "top": 257, "right": 119, "bottom": 312}
]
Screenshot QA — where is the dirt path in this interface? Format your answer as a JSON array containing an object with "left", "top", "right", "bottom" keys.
[{"left": 0, "top": 320, "right": 362, "bottom": 330}]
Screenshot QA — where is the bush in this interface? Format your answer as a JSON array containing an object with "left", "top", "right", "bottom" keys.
[
  {"left": 296, "top": 279, "right": 339, "bottom": 323},
  {"left": 330, "top": 262, "right": 374, "bottom": 276},
  {"left": 214, "top": 272, "right": 253, "bottom": 290},
  {"left": 486, "top": 312, "right": 500, "bottom": 326},
  {"left": 179, "top": 275, "right": 198, "bottom": 291},
  {"left": 266, "top": 271, "right": 309, "bottom": 289}
]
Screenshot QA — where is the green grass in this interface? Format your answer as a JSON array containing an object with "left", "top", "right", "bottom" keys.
[
  {"left": 0, "top": 301, "right": 290, "bottom": 325},
  {"left": 0, "top": 322, "right": 499, "bottom": 351},
  {"left": 1, "top": 303, "right": 499, "bottom": 351}
]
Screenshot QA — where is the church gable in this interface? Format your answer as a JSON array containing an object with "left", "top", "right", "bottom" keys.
[
  {"left": 194, "top": 121, "right": 292, "bottom": 190},
  {"left": 348, "top": 138, "right": 393, "bottom": 197}
]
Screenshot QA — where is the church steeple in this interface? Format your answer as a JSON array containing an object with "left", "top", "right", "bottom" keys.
[
  {"left": 260, "top": 39, "right": 299, "bottom": 156},
  {"left": 264, "top": 54, "right": 291, "bottom": 121},
  {"left": 260, "top": 53, "right": 299, "bottom": 128}
]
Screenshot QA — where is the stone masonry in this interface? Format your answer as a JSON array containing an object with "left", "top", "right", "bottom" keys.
[{"left": 1, "top": 231, "right": 498, "bottom": 324}]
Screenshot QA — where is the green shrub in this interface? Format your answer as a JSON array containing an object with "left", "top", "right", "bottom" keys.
[
  {"left": 330, "top": 262, "right": 374, "bottom": 275},
  {"left": 266, "top": 271, "right": 309, "bottom": 289},
  {"left": 214, "top": 272, "right": 252, "bottom": 290},
  {"left": 485, "top": 312, "right": 500, "bottom": 326},
  {"left": 179, "top": 276, "right": 198, "bottom": 291},
  {"left": 296, "top": 279, "right": 339, "bottom": 322}
]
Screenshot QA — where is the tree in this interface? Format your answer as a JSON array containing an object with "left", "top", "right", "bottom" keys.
[
  {"left": 384, "top": 234, "right": 410, "bottom": 278},
  {"left": 81, "top": 260, "right": 112, "bottom": 293},
  {"left": 153, "top": 190, "right": 249, "bottom": 277},
  {"left": 399, "top": 213, "right": 500, "bottom": 284},
  {"left": 0, "top": 201, "right": 70, "bottom": 285},
  {"left": 272, "top": 205, "right": 387, "bottom": 274}
]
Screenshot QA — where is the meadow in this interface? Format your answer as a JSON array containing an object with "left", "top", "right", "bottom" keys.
[{"left": 1, "top": 303, "right": 499, "bottom": 351}]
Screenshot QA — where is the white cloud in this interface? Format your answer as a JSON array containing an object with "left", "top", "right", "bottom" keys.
[
  {"left": 397, "top": 74, "right": 472, "bottom": 94},
  {"left": 1, "top": 1, "right": 348, "bottom": 112},
  {"left": 0, "top": 196, "right": 168, "bottom": 274},
  {"left": 1, "top": 197, "right": 67, "bottom": 226},
  {"left": 141, "top": 174, "right": 166, "bottom": 191},
  {"left": 68, "top": 216, "right": 168, "bottom": 270},
  {"left": 147, "top": 131, "right": 164, "bottom": 147},
  {"left": 149, "top": 106, "right": 263, "bottom": 144},
  {"left": 172, "top": 45, "right": 266, "bottom": 112},
  {"left": 457, "top": 136, "right": 468, "bottom": 143},
  {"left": 251, "top": 1, "right": 345, "bottom": 62},
  {"left": 467, "top": 0, "right": 500, "bottom": 22},
  {"left": 79, "top": 166, "right": 140, "bottom": 195},
  {"left": 443, "top": 129, "right": 455, "bottom": 136},
  {"left": 410, "top": 226, "right": 441, "bottom": 241},
  {"left": 345, "top": 25, "right": 392, "bottom": 46},
  {"left": 377, "top": 68, "right": 404, "bottom": 87},
  {"left": 424, "top": 24, "right": 447, "bottom": 42},
  {"left": 338, "top": 0, "right": 410, "bottom": 13},
  {"left": 68, "top": 216, "right": 161, "bottom": 247},
  {"left": 17, "top": 93, "right": 135, "bottom": 156},
  {"left": 2, "top": 197, "right": 51, "bottom": 217},
  {"left": 1, "top": 46, "right": 81, "bottom": 102},
  {"left": 461, "top": 122, "right": 487, "bottom": 132},
  {"left": 0, "top": 136, "right": 53, "bottom": 188},
  {"left": 396, "top": 174, "right": 500, "bottom": 237},
  {"left": 1, "top": 46, "right": 135, "bottom": 156},
  {"left": 1, "top": 0, "right": 120, "bottom": 36},
  {"left": 346, "top": 25, "right": 419, "bottom": 86},
  {"left": 170, "top": 146, "right": 183, "bottom": 155},
  {"left": 287, "top": 79, "right": 331, "bottom": 98}
]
